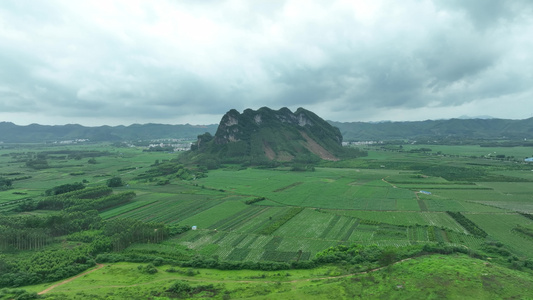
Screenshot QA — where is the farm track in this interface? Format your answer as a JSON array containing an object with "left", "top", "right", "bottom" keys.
[{"left": 38, "top": 264, "right": 105, "bottom": 295}]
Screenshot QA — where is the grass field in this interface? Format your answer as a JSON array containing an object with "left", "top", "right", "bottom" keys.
[{"left": 18, "top": 254, "right": 533, "bottom": 299}]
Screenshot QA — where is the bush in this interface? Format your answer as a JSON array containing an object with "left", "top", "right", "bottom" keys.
[
  {"left": 138, "top": 263, "right": 158, "bottom": 274},
  {"left": 106, "top": 177, "right": 124, "bottom": 187}
]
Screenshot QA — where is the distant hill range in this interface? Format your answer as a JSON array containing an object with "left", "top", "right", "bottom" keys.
[
  {"left": 0, "top": 122, "right": 218, "bottom": 143},
  {"left": 2, "top": 115, "right": 533, "bottom": 144},
  {"left": 186, "top": 107, "right": 352, "bottom": 164},
  {"left": 330, "top": 118, "right": 533, "bottom": 141}
]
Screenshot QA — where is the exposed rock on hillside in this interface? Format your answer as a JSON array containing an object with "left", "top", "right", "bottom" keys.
[{"left": 190, "top": 107, "right": 345, "bottom": 164}]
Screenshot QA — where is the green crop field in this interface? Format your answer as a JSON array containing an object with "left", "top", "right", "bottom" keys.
[
  {"left": 2, "top": 142, "right": 533, "bottom": 298},
  {"left": 465, "top": 213, "right": 533, "bottom": 257}
]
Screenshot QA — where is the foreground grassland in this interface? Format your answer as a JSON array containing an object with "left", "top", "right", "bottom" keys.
[
  {"left": 2, "top": 142, "right": 533, "bottom": 298},
  {"left": 22, "top": 254, "right": 533, "bottom": 299}
]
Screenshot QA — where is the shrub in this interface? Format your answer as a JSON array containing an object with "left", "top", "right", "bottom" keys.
[{"left": 106, "top": 177, "right": 124, "bottom": 187}]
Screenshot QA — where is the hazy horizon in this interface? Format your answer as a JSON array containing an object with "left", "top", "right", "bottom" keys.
[{"left": 2, "top": 109, "right": 526, "bottom": 128}]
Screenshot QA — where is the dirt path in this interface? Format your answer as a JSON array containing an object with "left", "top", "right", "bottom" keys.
[{"left": 38, "top": 263, "right": 105, "bottom": 295}]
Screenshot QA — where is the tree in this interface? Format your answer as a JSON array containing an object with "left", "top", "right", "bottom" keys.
[
  {"left": 379, "top": 248, "right": 397, "bottom": 267},
  {"left": 106, "top": 177, "right": 124, "bottom": 187},
  {"left": 0, "top": 177, "right": 12, "bottom": 191}
]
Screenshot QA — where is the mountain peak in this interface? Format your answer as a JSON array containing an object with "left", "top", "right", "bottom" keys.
[{"left": 191, "top": 107, "right": 344, "bottom": 164}]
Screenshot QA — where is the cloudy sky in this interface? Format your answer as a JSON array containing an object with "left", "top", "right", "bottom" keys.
[{"left": 1, "top": 0, "right": 532, "bottom": 126}]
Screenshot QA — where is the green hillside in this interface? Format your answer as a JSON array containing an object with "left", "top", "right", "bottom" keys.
[
  {"left": 15, "top": 254, "right": 533, "bottom": 299},
  {"left": 330, "top": 117, "right": 533, "bottom": 141},
  {"left": 0, "top": 122, "right": 218, "bottom": 143},
  {"left": 183, "top": 107, "right": 364, "bottom": 165}
]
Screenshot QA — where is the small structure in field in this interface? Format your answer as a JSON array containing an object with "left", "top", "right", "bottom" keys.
[
  {"left": 419, "top": 190, "right": 431, "bottom": 195},
  {"left": 192, "top": 226, "right": 197, "bottom": 230}
]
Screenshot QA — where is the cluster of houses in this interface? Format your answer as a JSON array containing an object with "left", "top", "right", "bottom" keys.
[
  {"left": 147, "top": 141, "right": 193, "bottom": 152},
  {"left": 342, "top": 141, "right": 383, "bottom": 146}
]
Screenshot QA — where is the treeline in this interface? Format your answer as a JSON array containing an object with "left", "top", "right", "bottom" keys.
[
  {"left": 0, "top": 181, "right": 189, "bottom": 289},
  {"left": 103, "top": 219, "right": 169, "bottom": 251},
  {"left": 94, "top": 242, "right": 485, "bottom": 274},
  {"left": 513, "top": 225, "right": 533, "bottom": 239},
  {"left": 44, "top": 182, "right": 85, "bottom": 196},
  {"left": 0, "top": 249, "right": 96, "bottom": 288},
  {"left": 1, "top": 186, "right": 134, "bottom": 251},
  {"left": 446, "top": 211, "right": 488, "bottom": 238},
  {"left": 0, "top": 217, "right": 177, "bottom": 288},
  {"left": 0, "top": 210, "right": 101, "bottom": 250},
  {"left": 519, "top": 212, "right": 533, "bottom": 221},
  {"left": 244, "top": 197, "right": 265, "bottom": 205},
  {"left": 96, "top": 252, "right": 312, "bottom": 271},
  {"left": 33, "top": 186, "right": 115, "bottom": 210}
]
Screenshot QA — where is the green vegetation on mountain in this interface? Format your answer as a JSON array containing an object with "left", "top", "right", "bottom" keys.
[
  {"left": 184, "top": 107, "right": 366, "bottom": 166},
  {"left": 0, "top": 122, "right": 218, "bottom": 142},
  {"left": 3, "top": 116, "right": 533, "bottom": 144},
  {"left": 330, "top": 117, "right": 533, "bottom": 142}
]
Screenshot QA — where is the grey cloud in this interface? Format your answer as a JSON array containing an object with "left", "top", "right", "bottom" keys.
[
  {"left": 0, "top": 0, "right": 532, "bottom": 125},
  {"left": 437, "top": 0, "right": 533, "bottom": 30}
]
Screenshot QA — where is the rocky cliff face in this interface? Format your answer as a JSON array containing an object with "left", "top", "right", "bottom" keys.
[{"left": 194, "top": 107, "right": 344, "bottom": 163}]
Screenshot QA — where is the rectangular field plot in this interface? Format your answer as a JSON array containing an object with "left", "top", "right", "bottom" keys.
[
  {"left": 100, "top": 199, "right": 158, "bottom": 219},
  {"left": 267, "top": 179, "right": 415, "bottom": 210},
  {"left": 457, "top": 201, "right": 511, "bottom": 213},
  {"left": 171, "top": 212, "right": 481, "bottom": 262},
  {"left": 206, "top": 206, "right": 287, "bottom": 232},
  {"left": 274, "top": 208, "right": 339, "bottom": 239},
  {"left": 465, "top": 213, "right": 533, "bottom": 257},
  {"left": 423, "top": 198, "right": 466, "bottom": 211},
  {"left": 175, "top": 230, "right": 333, "bottom": 262},
  {"left": 328, "top": 210, "right": 466, "bottom": 233},
  {"left": 434, "top": 187, "right": 530, "bottom": 203},
  {"left": 421, "top": 196, "right": 508, "bottom": 213},
  {"left": 348, "top": 224, "right": 377, "bottom": 242},
  {"left": 197, "top": 168, "right": 416, "bottom": 210},
  {"left": 396, "top": 198, "right": 422, "bottom": 211},
  {"left": 493, "top": 170, "right": 533, "bottom": 181},
  {"left": 475, "top": 201, "right": 533, "bottom": 213},
  {"left": 446, "top": 231, "right": 485, "bottom": 249},
  {"left": 179, "top": 201, "right": 248, "bottom": 228},
  {"left": 112, "top": 194, "right": 221, "bottom": 224},
  {"left": 408, "top": 226, "right": 428, "bottom": 242},
  {"left": 476, "top": 182, "right": 533, "bottom": 202},
  {"left": 235, "top": 207, "right": 290, "bottom": 233}
]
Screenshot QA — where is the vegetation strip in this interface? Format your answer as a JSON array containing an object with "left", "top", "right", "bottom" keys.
[{"left": 446, "top": 211, "right": 488, "bottom": 238}]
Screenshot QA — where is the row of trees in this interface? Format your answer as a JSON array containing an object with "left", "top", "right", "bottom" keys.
[
  {"left": 44, "top": 182, "right": 85, "bottom": 196},
  {"left": 446, "top": 211, "right": 488, "bottom": 238},
  {"left": 0, "top": 178, "right": 186, "bottom": 288}
]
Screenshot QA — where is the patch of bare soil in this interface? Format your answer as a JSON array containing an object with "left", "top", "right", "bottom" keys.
[
  {"left": 263, "top": 141, "right": 276, "bottom": 160},
  {"left": 299, "top": 131, "right": 339, "bottom": 161}
]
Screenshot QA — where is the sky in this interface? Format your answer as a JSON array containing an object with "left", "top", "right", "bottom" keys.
[{"left": 1, "top": 0, "right": 532, "bottom": 126}]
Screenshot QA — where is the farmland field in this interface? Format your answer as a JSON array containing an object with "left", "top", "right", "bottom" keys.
[{"left": 3, "top": 141, "right": 533, "bottom": 299}]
